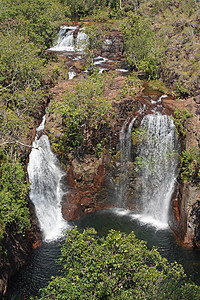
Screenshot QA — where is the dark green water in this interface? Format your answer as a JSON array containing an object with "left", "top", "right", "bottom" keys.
[{"left": 5, "top": 209, "right": 200, "bottom": 299}]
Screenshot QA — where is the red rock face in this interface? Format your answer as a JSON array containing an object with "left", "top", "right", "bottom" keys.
[
  {"left": 62, "top": 163, "right": 115, "bottom": 221},
  {"left": 167, "top": 96, "right": 200, "bottom": 247}
]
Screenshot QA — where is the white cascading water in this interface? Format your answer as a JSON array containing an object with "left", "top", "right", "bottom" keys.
[
  {"left": 132, "top": 113, "right": 179, "bottom": 229},
  {"left": 68, "top": 69, "right": 76, "bottom": 80},
  {"left": 49, "top": 26, "right": 88, "bottom": 52},
  {"left": 118, "top": 116, "right": 137, "bottom": 207},
  {"left": 27, "top": 116, "right": 69, "bottom": 242}
]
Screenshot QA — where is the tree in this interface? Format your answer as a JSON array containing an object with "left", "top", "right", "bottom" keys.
[
  {"left": 40, "top": 227, "right": 200, "bottom": 299},
  {"left": 120, "top": 12, "right": 162, "bottom": 79},
  {"left": 0, "top": 0, "right": 65, "bottom": 49}
]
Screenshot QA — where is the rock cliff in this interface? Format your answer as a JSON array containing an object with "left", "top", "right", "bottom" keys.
[
  {"left": 163, "top": 96, "right": 200, "bottom": 247},
  {"left": 0, "top": 200, "right": 42, "bottom": 298}
]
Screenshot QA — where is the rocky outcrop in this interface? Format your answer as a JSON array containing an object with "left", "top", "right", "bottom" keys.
[
  {"left": 101, "top": 31, "right": 124, "bottom": 57},
  {"left": 0, "top": 200, "right": 42, "bottom": 298},
  {"left": 166, "top": 96, "right": 200, "bottom": 247},
  {"left": 62, "top": 153, "right": 116, "bottom": 221}
]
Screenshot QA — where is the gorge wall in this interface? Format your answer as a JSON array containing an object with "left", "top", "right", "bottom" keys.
[
  {"left": 0, "top": 200, "right": 42, "bottom": 298},
  {"left": 165, "top": 96, "right": 200, "bottom": 247}
]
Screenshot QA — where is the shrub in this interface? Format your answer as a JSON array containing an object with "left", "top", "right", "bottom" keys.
[
  {"left": 180, "top": 148, "right": 200, "bottom": 185},
  {"left": 172, "top": 108, "right": 194, "bottom": 138}
]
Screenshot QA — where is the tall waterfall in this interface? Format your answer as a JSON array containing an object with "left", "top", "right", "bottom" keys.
[
  {"left": 27, "top": 116, "right": 69, "bottom": 242},
  {"left": 118, "top": 111, "right": 179, "bottom": 229},
  {"left": 49, "top": 26, "right": 88, "bottom": 52},
  {"left": 133, "top": 113, "right": 179, "bottom": 228}
]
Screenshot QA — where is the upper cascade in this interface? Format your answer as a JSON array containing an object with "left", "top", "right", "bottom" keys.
[{"left": 49, "top": 26, "right": 88, "bottom": 52}]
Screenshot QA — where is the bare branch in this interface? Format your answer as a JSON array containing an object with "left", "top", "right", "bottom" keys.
[{"left": 1, "top": 140, "right": 39, "bottom": 150}]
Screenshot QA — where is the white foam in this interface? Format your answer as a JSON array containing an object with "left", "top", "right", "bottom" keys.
[{"left": 131, "top": 214, "right": 169, "bottom": 230}]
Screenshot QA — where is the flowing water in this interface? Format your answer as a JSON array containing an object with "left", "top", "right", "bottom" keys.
[
  {"left": 27, "top": 116, "right": 69, "bottom": 242},
  {"left": 131, "top": 113, "right": 179, "bottom": 229},
  {"left": 118, "top": 116, "right": 137, "bottom": 207},
  {"left": 49, "top": 26, "right": 88, "bottom": 52}
]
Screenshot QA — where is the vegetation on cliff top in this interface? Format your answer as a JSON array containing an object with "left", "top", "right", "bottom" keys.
[
  {"left": 39, "top": 227, "right": 200, "bottom": 299},
  {"left": 49, "top": 73, "right": 112, "bottom": 163}
]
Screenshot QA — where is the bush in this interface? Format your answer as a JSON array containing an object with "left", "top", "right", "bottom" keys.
[
  {"left": 180, "top": 148, "right": 200, "bottom": 185},
  {"left": 172, "top": 108, "right": 194, "bottom": 138},
  {"left": 120, "top": 12, "right": 162, "bottom": 79}
]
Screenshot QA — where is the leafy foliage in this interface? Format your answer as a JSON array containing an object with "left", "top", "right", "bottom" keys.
[
  {"left": 132, "top": 128, "right": 147, "bottom": 146},
  {"left": 0, "top": 31, "right": 45, "bottom": 91},
  {"left": 50, "top": 74, "right": 112, "bottom": 160},
  {"left": 180, "top": 148, "right": 200, "bottom": 185},
  {"left": 0, "top": 0, "right": 65, "bottom": 49},
  {"left": 120, "top": 12, "right": 162, "bottom": 79},
  {"left": 0, "top": 151, "right": 30, "bottom": 239},
  {"left": 172, "top": 108, "right": 194, "bottom": 138},
  {"left": 40, "top": 227, "right": 200, "bottom": 299}
]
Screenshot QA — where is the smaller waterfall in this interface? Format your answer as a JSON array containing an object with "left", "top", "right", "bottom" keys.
[
  {"left": 68, "top": 69, "right": 76, "bottom": 80},
  {"left": 49, "top": 26, "right": 88, "bottom": 52},
  {"left": 27, "top": 116, "right": 69, "bottom": 242},
  {"left": 118, "top": 116, "right": 137, "bottom": 207}
]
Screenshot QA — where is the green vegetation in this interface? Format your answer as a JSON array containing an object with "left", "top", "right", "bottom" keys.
[
  {"left": 172, "top": 108, "right": 194, "bottom": 138},
  {"left": 50, "top": 73, "right": 112, "bottom": 162},
  {"left": 40, "top": 227, "right": 200, "bottom": 299},
  {"left": 132, "top": 128, "right": 147, "bottom": 146},
  {"left": 0, "top": 151, "right": 30, "bottom": 254},
  {"left": 120, "top": 12, "right": 162, "bottom": 79},
  {"left": 0, "top": 0, "right": 65, "bottom": 49},
  {"left": 120, "top": 73, "right": 143, "bottom": 98},
  {"left": 172, "top": 109, "right": 200, "bottom": 186},
  {"left": 180, "top": 148, "right": 200, "bottom": 186},
  {"left": 0, "top": 0, "right": 65, "bottom": 159},
  {"left": 0, "top": 0, "right": 67, "bottom": 257},
  {"left": 148, "top": 79, "right": 170, "bottom": 94}
]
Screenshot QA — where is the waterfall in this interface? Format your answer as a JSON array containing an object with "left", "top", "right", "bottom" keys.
[
  {"left": 68, "top": 69, "right": 76, "bottom": 80},
  {"left": 49, "top": 26, "right": 88, "bottom": 52},
  {"left": 118, "top": 116, "right": 137, "bottom": 207},
  {"left": 118, "top": 110, "right": 179, "bottom": 229},
  {"left": 132, "top": 113, "right": 179, "bottom": 229},
  {"left": 27, "top": 116, "right": 69, "bottom": 242}
]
